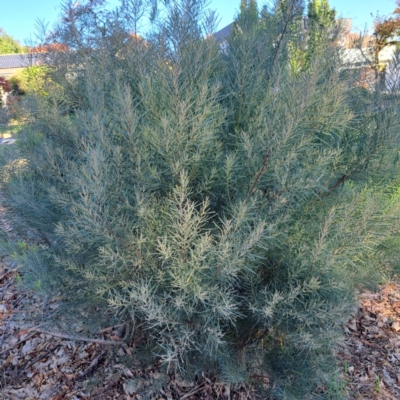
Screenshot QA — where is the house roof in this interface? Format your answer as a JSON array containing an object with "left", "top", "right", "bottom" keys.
[
  {"left": 214, "top": 23, "right": 233, "bottom": 42},
  {"left": 215, "top": 18, "right": 355, "bottom": 44},
  {"left": 0, "top": 54, "right": 40, "bottom": 69}
]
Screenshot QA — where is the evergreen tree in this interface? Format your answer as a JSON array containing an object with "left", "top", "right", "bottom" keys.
[
  {"left": 1, "top": 0, "right": 400, "bottom": 397},
  {"left": 236, "top": 0, "right": 259, "bottom": 28},
  {"left": 0, "top": 29, "right": 25, "bottom": 54},
  {"left": 308, "top": 0, "right": 336, "bottom": 30},
  {"left": 306, "top": 0, "right": 336, "bottom": 63},
  {"left": 288, "top": 0, "right": 336, "bottom": 73}
]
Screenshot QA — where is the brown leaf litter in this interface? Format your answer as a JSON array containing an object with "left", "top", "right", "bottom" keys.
[
  {"left": 2, "top": 195, "right": 400, "bottom": 399},
  {"left": 338, "top": 283, "right": 400, "bottom": 399}
]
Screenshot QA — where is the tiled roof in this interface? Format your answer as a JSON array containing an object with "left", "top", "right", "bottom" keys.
[{"left": 0, "top": 54, "right": 40, "bottom": 69}]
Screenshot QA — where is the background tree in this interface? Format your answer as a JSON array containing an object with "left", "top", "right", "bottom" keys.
[
  {"left": 8, "top": 66, "right": 54, "bottom": 96},
  {"left": 0, "top": 29, "right": 25, "bottom": 54},
  {"left": 308, "top": 0, "right": 336, "bottom": 29},
  {"left": 307, "top": 0, "right": 336, "bottom": 56},
  {"left": 367, "top": 0, "right": 400, "bottom": 84},
  {"left": 373, "top": 0, "right": 400, "bottom": 57},
  {"left": 288, "top": 0, "right": 336, "bottom": 73},
  {"left": 1, "top": 0, "right": 400, "bottom": 398}
]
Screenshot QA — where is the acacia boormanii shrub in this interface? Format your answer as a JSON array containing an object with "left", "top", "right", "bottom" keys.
[{"left": 2, "top": 0, "right": 400, "bottom": 397}]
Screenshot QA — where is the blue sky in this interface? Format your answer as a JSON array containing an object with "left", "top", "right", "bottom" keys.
[{"left": 1, "top": 0, "right": 397, "bottom": 46}]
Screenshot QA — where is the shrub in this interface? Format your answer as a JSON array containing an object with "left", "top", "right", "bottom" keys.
[
  {"left": 8, "top": 66, "right": 54, "bottom": 96},
  {"left": 1, "top": 0, "right": 400, "bottom": 397}
]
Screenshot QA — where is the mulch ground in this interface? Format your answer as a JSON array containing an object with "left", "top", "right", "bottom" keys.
[
  {"left": 338, "top": 284, "right": 400, "bottom": 399},
  {"left": 1, "top": 196, "right": 400, "bottom": 399}
]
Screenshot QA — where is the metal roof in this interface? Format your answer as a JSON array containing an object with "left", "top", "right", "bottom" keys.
[{"left": 0, "top": 54, "right": 40, "bottom": 69}]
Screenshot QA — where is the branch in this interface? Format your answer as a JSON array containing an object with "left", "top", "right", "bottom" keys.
[
  {"left": 180, "top": 383, "right": 206, "bottom": 400},
  {"left": 14, "top": 344, "right": 60, "bottom": 377},
  {"left": 245, "top": 152, "right": 270, "bottom": 203},
  {"left": 78, "top": 350, "right": 107, "bottom": 380},
  {"left": 244, "top": 5, "right": 297, "bottom": 204},
  {"left": 33, "top": 329, "right": 125, "bottom": 345},
  {"left": 0, "top": 331, "right": 37, "bottom": 357},
  {"left": 271, "top": 2, "right": 295, "bottom": 68},
  {"left": 329, "top": 174, "right": 347, "bottom": 192}
]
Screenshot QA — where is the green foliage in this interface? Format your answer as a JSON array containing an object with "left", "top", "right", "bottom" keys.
[
  {"left": 0, "top": 29, "right": 25, "bottom": 54},
  {"left": 308, "top": 0, "right": 336, "bottom": 30},
  {"left": 1, "top": 0, "right": 400, "bottom": 397},
  {"left": 307, "top": 0, "right": 336, "bottom": 61},
  {"left": 8, "top": 66, "right": 54, "bottom": 96},
  {"left": 289, "top": 0, "right": 337, "bottom": 73},
  {"left": 236, "top": 0, "right": 260, "bottom": 28}
]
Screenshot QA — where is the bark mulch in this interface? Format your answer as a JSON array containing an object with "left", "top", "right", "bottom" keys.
[{"left": 338, "top": 283, "right": 400, "bottom": 399}]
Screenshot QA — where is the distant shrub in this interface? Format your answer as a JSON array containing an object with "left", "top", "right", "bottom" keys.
[{"left": 9, "top": 66, "right": 53, "bottom": 96}]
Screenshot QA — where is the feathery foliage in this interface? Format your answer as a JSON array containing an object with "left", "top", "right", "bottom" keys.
[{"left": 1, "top": 0, "right": 400, "bottom": 397}]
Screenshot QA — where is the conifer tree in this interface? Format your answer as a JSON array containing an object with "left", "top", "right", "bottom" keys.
[
  {"left": 308, "top": 0, "right": 336, "bottom": 29},
  {"left": 288, "top": 0, "right": 336, "bottom": 73},
  {"left": 306, "top": 0, "right": 336, "bottom": 62},
  {"left": 1, "top": 0, "right": 400, "bottom": 397}
]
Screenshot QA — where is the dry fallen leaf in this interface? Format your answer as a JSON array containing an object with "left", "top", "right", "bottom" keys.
[{"left": 391, "top": 321, "right": 400, "bottom": 332}]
